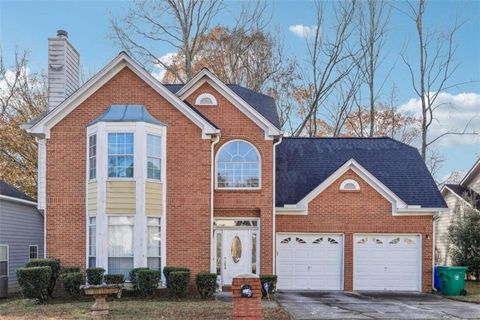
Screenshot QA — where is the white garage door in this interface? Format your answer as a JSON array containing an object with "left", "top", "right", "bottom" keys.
[
  {"left": 276, "top": 233, "right": 343, "bottom": 290},
  {"left": 354, "top": 234, "right": 421, "bottom": 291}
]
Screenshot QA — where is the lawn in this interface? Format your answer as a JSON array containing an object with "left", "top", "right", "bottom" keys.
[
  {"left": 449, "top": 281, "right": 480, "bottom": 303},
  {"left": 0, "top": 295, "right": 290, "bottom": 320}
]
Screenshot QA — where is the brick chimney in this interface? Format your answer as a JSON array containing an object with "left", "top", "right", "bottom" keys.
[{"left": 48, "top": 30, "right": 80, "bottom": 110}]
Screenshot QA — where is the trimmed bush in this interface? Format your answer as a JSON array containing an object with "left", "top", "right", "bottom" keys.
[
  {"left": 60, "top": 272, "right": 83, "bottom": 297},
  {"left": 61, "top": 266, "right": 81, "bottom": 274},
  {"left": 25, "top": 258, "right": 61, "bottom": 297},
  {"left": 129, "top": 267, "right": 150, "bottom": 289},
  {"left": 163, "top": 266, "right": 190, "bottom": 288},
  {"left": 259, "top": 275, "right": 277, "bottom": 297},
  {"left": 195, "top": 273, "right": 217, "bottom": 298},
  {"left": 86, "top": 267, "right": 105, "bottom": 285},
  {"left": 169, "top": 271, "right": 190, "bottom": 298},
  {"left": 104, "top": 274, "right": 125, "bottom": 285},
  {"left": 16, "top": 266, "right": 51, "bottom": 302},
  {"left": 137, "top": 270, "right": 160, "bottom": 296}
]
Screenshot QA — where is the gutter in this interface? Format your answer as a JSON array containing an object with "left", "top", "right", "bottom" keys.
[
  {"left": 210, "top": 134, "right": 220, "bottom": 273},
  {"left": 272, "top": 135, "right": 282, "bottom": 274}
]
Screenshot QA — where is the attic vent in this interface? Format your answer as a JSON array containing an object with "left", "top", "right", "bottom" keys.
[
  {"left": 340, "top": 179, "right": 360, "bottom": 191},
  {"left": 195, "top": 93, "right": 217, "bottom": 106}
]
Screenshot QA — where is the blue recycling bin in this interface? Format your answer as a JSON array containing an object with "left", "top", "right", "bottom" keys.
[{"left": 434, "top": 266, "right": 442, "bottom": 291}]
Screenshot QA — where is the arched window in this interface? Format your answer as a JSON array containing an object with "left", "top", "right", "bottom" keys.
[
  {"left": 216, "top": 140, "right": 261, "bottom": 189},
  {"left": 195, "top": 93, "right": 218, "bottom": 106},
  {"left": 339, "top": 179, "right": 360, "bottom": 191}
]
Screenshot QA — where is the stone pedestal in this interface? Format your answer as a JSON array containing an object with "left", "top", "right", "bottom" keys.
[
  {"left": 232, "top": 273, "right": 262, "bottom": 320},
  {"left": 81, "top": 284, "right": 122, "bottom": 316}
]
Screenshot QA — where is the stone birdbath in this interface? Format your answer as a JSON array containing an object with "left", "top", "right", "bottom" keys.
[{"left": 81, "top": 284, "right": 122, "bottom": 316}]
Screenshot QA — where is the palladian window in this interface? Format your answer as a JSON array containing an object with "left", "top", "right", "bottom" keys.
[{"left": 216, "top": 140, "right": 260, "bottom": 189}]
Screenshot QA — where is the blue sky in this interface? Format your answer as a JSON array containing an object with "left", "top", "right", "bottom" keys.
[{"left": 1, "top": 0, "right": 479, "bottom": 180}]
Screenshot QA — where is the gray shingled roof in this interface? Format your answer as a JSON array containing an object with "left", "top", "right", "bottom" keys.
[
  {"left": 87, "top": 105, "right": 166, "bottom": 126},
  {"left": 276, "top": 137, "right": 447, "bottom": 208},
  {"left": 0, "top": 181, "right": 35, "bottom": 202}
]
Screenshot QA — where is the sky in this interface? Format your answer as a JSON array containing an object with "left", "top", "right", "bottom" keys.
[{"left": 1, "top": 0, "right": 479, "bottom": 181}]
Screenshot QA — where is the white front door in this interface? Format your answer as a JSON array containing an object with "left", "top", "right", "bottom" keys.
[
  {"left": 354, "top": 234, "right": 421, "bottom": 291},
  {"left": 222, "top": 229, "right": 252, "bottom": 285}
]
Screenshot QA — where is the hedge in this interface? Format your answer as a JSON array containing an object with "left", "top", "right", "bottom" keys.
[
  {"left": 86, "top": 267, "right": 105, "bottom": 285},
  {"left": 259, "top": 275, "right": 277, "bottom": 297},
  {"left": 195, "top": 273, "right": 217, "bottom": 298},
  {"left": 137, "top": 270, "right": 161, "bottom": 296},
  {"left": 25, "top": 258, "right": 61, "bottom": 297},
  {"left": 60, "top": 272, "right": 83, "bottom": 297},
  {"left": 61, "top": 266, "right": 81, "bottom": 274},
  {"left": 16, "top": 266, "right": 51, "bottom": 302},
  {"left": 129, "top": 267, "right": 150, "bottom": 289},
  {"left": 168, "top": 271, "right": 190, "bottom": 298},
  {"left": 163, "top": 266, "right": 190, "bottom": 288},
  {"left": 104, "top": 274, "right": 125, "bottom": 285}
]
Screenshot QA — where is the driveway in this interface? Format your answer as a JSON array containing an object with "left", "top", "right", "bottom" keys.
[{"left": 277, "top": 291, "right": 480, "bottom": 320}]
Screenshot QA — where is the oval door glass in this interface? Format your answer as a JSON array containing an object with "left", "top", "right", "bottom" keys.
[{"left": 231, "top": 236, "right": 242, "bottom": 263}]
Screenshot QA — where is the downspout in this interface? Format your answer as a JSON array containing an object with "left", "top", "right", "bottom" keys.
[
  {"left": 210, "top": 134, "right": 221, "bottom": 273},
  {"left": 432, "top": 213, "right": 439, "bottom": 291},
  {"left": 272, "top": 135, "right": 283, "bottom": 274}
]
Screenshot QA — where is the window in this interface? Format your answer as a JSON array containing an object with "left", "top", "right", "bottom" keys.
[
  {"left": 88, "top": 217, "right": 96, "bottom": 268},
  {"left": 88, "top": 134, "right": 97, "bottom": 180},
  {"left": 195, "top": 93, "right": 217, "bottom": 106},
  {"left": 147, "top": 134, "right": 161, "bottom": 180},
  {"left": 217, "top": 140, "right": 260, "bottom": 188},
  {"left": 108, "top": 216, "right": 134, "bottom": 279},
  {"left": 29, "top": 245, "right": 38, "bottom": 260},
  {"left": 108, "top": 133, "right": 134, "bottom": 178},
  {"left": 339, "top": 179, "right": 360, "bottom": 191},
  {"left": 147, "top": 217, "right": 161, "bottom": 271},
  {"left": 0, "top": 245, "right": 7, "bottom": 277},
  {"left": 251, "top": 233, "right": 257, "bottom": 274},
  {"left": 216, "top": 232, "right": 222, "bottom": 275}
]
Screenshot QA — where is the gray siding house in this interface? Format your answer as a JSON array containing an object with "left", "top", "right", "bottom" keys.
[{"left": 0, "top": 182, "right": 44, "bottom": 292}]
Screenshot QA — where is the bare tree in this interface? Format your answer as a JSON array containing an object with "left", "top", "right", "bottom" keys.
[
  {"left": 400, "top": 0, "right": 476, "bottom": 159},
  {"left": 357, "top": 0, "right": 390, "bottom": 137},
  {"left": 111, "top": 0, "right": 223, "bottom": 82},
  {"left": 293, "top": 0, "right": 361, "bottom": 137},
  {"left": 0, "top": 49, "right": 47, "bottom": 197}
]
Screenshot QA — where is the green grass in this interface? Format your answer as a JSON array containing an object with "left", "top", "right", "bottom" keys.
[{"left": 0, "top": 295, "right": 290, "bottom": 320}]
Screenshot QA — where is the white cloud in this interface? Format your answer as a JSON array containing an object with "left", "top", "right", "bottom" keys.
[
  {"left": 151, "top": 52, "right": 177, "bottom": 81},
  {"left": 399, "top": 92, "right": 480, "bottom": 147},
  {"left": 289, "top": 24, "right": 318, "bottom": 38}
]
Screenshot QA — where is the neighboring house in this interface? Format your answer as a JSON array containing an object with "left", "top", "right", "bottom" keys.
[
  {"left": 435, "top": 159, "right": 480, "bottom": 265},
  {"left": 0, "top": 181, "right": 44, "bottom": 292},
  {"left": 22, "top": 30, "right": 447, "bottom": 293}
]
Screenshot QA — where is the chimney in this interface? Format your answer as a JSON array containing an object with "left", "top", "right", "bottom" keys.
[{"left": 48, "top": 30, "right": 80, "bottom": 110}]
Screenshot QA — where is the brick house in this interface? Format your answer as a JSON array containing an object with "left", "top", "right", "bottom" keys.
[{"left": 23, "top": 31, "right": 447, "bottom": 292}]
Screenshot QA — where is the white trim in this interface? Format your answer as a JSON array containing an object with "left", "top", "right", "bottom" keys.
[
  {"left": 352, "top": 233, "right": 422, "bottom": 292},
  {"left": 176, "top": 69, "right": 281, "bottom": 138},
  {"left": 195, "top": 93, "right": 218, "bottom": 106},
  {"left": 210, "top": 135, "right": 221, "bottom": 274},
  {"left": 215, "top": 139, "right": 262, "bottom": 190},
  {"left": 339, "top": 179, "right": 360, "bottom": 191},
  {"left": 0, "top": 195, "right": 37, "bottom": 206},
  {"left": 24, "top": 53, "right": 218, "bottom": 139},
  {"left": 460, "top": 158, "right": 480, "bottom": 186},
  {"left": 272, "top": 136, "right": 282, "bottom": 275},
  {"left": 0, "top": 244, "right": 8, "bottom": 278},
  {"left": 441, "top": 185, "right": 479, "bottom": 212}
]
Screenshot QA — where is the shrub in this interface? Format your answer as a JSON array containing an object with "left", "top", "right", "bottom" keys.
[
  {"left": 163, "top": 266, "right": 190, "bottom": 288},
  {"left": 104, "top": 274, "right": 125, "bottom": 285},
  {"left": 259, "top": 275, "right": 277, "bottom": 297},
  {"left": 25, "top": 258, "right": 61, "bottom": 297},
  {"left": 86, "top": 267, "right": 105, "bottom": 285},
  {"left": 129, "top": 267, "right": 150, "bottom": 289},
  {"left": 61, "top": 266, "right": 81, "bottom": 274},
  {"left": 16, "top": 266, "right": 51, "bottom": 302},
  {"left": 195, "top": 273, "right": 217, "bottom": 298},
  {"left": 169, "top": 271, "right": 190, "bottom": 298},
  {"left": 60, "top": 272, "right": 83, "bottom": 297},
  {"left": 136, "top": 270, "right": 160, "bottom": 296}
]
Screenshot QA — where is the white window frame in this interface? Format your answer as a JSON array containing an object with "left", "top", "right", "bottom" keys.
[
  {"left": 339, "top": 179, "right": 360, "bottom": 191},
  {"left": 146, "top": 134, "right": 162, "bottom": 181},
  {"left": 215, "top": 139, "right": 262, "bottom": 190},
  {"left": 146, "top": 217, "right": 161, "bottom": 271},
  {"left": 107, "top": 216, "right": 135, "bottom": 277},
  {"left": 195, "top": 93, "right": 218, "bottom": 106},
  {"left": 29, "top": 245, "right": 38, "bottom": 260},
  {"left": 88, "top": 134, "right": 97, "bottom": 181},
  {"left": 107, "top": 132, "right": 135, "bottom": 179},
  {"left": 88, "top": 216, "right": 96, "bottom": 268},
  {"left": 0, "top": 245, "right": 8, "bottom": 277}
]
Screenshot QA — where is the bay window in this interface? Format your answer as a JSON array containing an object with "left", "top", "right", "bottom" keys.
[
  {"left": 88, "top": 217, "right": 96, "bottom": 268},
  {"left": 147, "top": 217, "right": 161, "bottom": 270},
  {"left": 88, "top": 134, "right": 97, "bottom": 180},
  {"left": 108, "top": 133, "right": 134, "bottom": 178},
  {"left": 147, "top": 134, "right": 161, "bottom": 180},
  {"left": 108, "top": 216, "right": 134, "bottom": 278}
]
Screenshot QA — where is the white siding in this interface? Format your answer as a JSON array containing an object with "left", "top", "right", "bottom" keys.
[
  {"left": 466, "top": 172, "right": 480, "bottom": 194},
  {"left": 435, "top": 192, "right": 459, "bottom": 265}
]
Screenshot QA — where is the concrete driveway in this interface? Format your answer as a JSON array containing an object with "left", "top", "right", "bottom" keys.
[{"left": 277, "top": 291, "right": 480, "bottom": 320}]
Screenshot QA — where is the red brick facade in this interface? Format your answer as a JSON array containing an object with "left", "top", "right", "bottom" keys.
[
  {"left": 232, "top": 275, "right": 262, "bottom": 320},
  {"left": 276, "top": 169, "right": 433, "bottom": 292}
]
